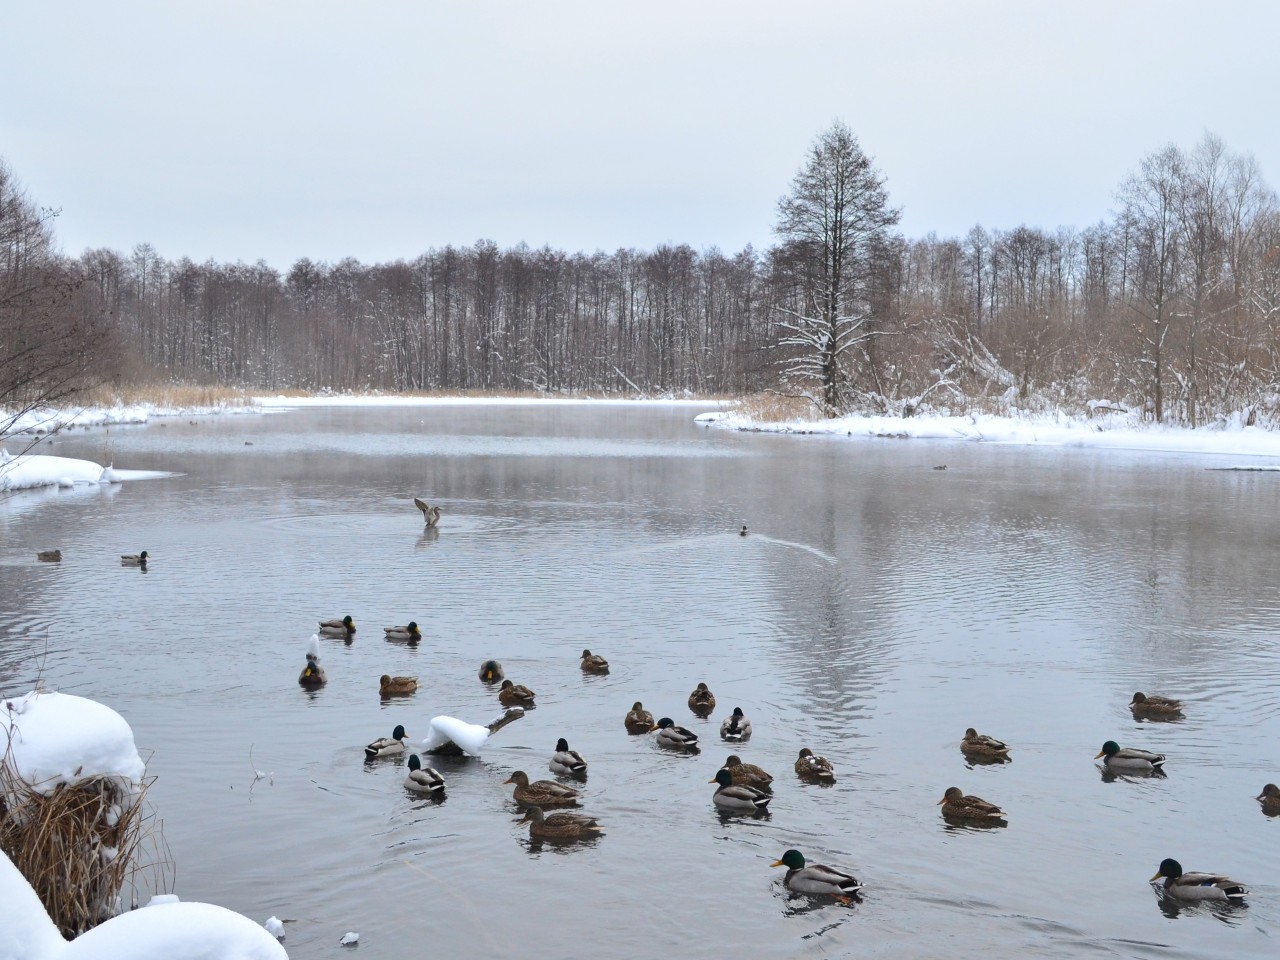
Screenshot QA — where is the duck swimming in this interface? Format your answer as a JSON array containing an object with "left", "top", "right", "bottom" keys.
[
  {"left": 687, "top": 682, "right": 716, "bottom": 716},
  {"left": 1150, "top": 858, "right": 1248, "bottom": 901},
  {"left": 961, "top": 728, "right": 1010, "bottom": 760},
  {"left": 498, "top": 679, "right": 536, "bottom": 706},
  {"left": 365, "top": 724, "right": 408, "bottom": 757},
  {"left": 1095, "top": 740, "right": 1165, "bottom": 772},
  {"left": 384, "top": 621, "right": 421, "bottom": 642},
  {"left": 318, "top": 615, "right": 356, "bottom": 639},
  {"left": 938, "top": 786, "right": 1006, "bottom": 823},
  {"left": 121, "top": 551, "right": 148, "bottom": 566},
  {"left": 298, "top": 637, "right": 326, "bottom": 688},
  {"left": 404, "top": 754, "right": 446, "bottom": 794},
  {"left": 580, "top": 649, "right": 610, "bottom": 673},
  {"left": 549, "top": 737, "right": 587, "bottom": 775},
  {"left": 795, "top": 747, "right": 836, "bottom": 782},
  {"left": 721, "top": 754, "right": 772, "bottom": 789},
  {"left": 720, "top": 707, "right": 752, "bottom": 743},
  {"left": 1130, "top": 692, "right": 1183, "bottom": 719},
  {"left": 519, "top": 805, "right": 603, "bottom": 840},
  {"left": 772, "top": 849, "right": 862, "bottom": 901},
  {"left": 504, "top": 770, "right": 580, "bottom": 807},
  {"left": 379, "top": 675, "right": 418, "bottom": 695},
  {"left": 710, "top": 767, "right": 770, "bottom": 813},
  {"left": 479, "top": 659, "right": 505, "bottom": 683},
  {"left": 624, "top": 701, "right": 656, "bottom": 733},
  {"left": 655, "top": 717, "right": 698, "bottom": 750}
]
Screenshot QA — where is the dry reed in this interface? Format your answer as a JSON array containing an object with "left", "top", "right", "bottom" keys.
[
  {"left": 81, "top": 383, "right": 255, "bottom": 410},
  {"left": 0, "top": 742, "right": 169, "bottom": 937},
  {"left": 734, "top": 392, "right": 817, "bottom": 422}
]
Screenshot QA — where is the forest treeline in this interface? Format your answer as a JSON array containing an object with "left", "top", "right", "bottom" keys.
[{"left": 4, "top": 129, "right": 1280, "bottom": 425}]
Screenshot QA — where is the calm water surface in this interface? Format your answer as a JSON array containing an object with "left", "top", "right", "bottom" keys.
[{"left": 3, "top": 403, "right": 1279, "bottom": 958}]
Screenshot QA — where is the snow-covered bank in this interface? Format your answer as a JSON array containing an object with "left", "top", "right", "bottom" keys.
[
  {"left": 2, "top": 401, "right": 259, "bottom": 438},
  {"left": 699, "top": 408, "right": 1280, "bottom": 459},
  {"left": 0, "top": 452, "right": 174, "bottom": 492}
]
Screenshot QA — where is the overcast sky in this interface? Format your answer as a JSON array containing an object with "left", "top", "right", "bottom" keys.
[{"left": 3, "top": 1, "right": 1276, "bottom": 268}]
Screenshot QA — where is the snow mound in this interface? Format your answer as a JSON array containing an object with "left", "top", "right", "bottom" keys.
[
  {"left": 1, "top": 848, "right": 288, "bottom": 959},
  {"left": 1, "top": 691, "right": 145, "bottom": 801},
  {"left": 421, "top": 715, "right": 492, "bottom": 755},
  {"left": 0, "top": 454, "right": 106, "bottom": 492}
]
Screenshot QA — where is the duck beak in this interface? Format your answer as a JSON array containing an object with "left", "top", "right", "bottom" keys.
[
  {"left": 708, "top": 778, "right": 718, "bottom": 784},
  {"left": 503, "top": 776, "right": 515, "bottom": 784},
  {"left": 770, "top": 859, "right": 785, "bottom": 867},
  {"left": 937, "top": 797, "right": 947, "bottom": 805},
  {"left": 1093, "top": 750, "right": 1105, "bottom": 759},
  {"left": 1149, "top": 870, "right": 1165, "bottom": 882}
]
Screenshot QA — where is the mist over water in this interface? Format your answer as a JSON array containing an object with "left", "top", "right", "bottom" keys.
[{"left": 3, "top": 404, "right": 1278, "bottom": 958}]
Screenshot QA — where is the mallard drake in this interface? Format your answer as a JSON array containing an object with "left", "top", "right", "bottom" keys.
[
  {"left": 938, "top": 786, "right": 1006, "bottom": 823},
  {"left": 121, "top": 551, "right": 148, "bottom": 566},
  {"left": 298, "top": 653, "right": 326, "bottom": 688},
  {"left": 580, "top": 649, "right": 610, "bottom": 673},
  {"left": 1130, "top": 692, "right": 1183, "bottom": 719},
  {"left": 379, "top": 674, "right": 418, "bottom": 696},
  {"left": 498, "top": 679, "right": 536, "bottom": 706},
  {"left": 655, "top": 717, "right": 698, "bottom": 749},
  {"left": 36, "top": 549, "right": 62, "bottom": 562},
  {"left": 384, "top": 621, "right": 421, "bottom": 641},
  {"left": 795, "top": 747, "right": 836, "bottom": 782},
  {"left": 519, "top": 805, "right": 603, "bottom": 839},
  {"left": 688, "top": 682, "right": 716, "bottom": 716},
  {"left": 1150, "top": 858, "right": 1248, "bottom": 901},
  {"left": 772, "top": 849, "right": 862, "bottom": 901},
  {"left": 549, "top": 737, "right": 587, "bottom": 775},
  {"left": 738, "top": 524, "right": 748, "bottom": 536},
  {"left": 961, "top": 728, "right": 1010, "bottom": 759},
  {"left": 404, "top": 754, "right": 446, "bottom": 794},
  {"left": 624, "top": 701, "right": 656, "bottom": 733},
  {"left": 504, "top": 770, "right": 581, "bottom": 806},
  {"left": 710, "top": 767, "right": 770, "bottom": 813},
  {"left": 1095, "top": 740, "right": 1165, "bottom": 772},
  {"left": 413, "top": 498, "right": 442, "bottom": 528},
  {"left": 1257, "top": 783, "right": 1280, "bottom": 816},
  {"left": 721, "top": 754, "right": 772, "bottom": 789},
  {"left": 720, "top": 707, "right": 752, "bottom": 743},
  {"left": 479, "top": 659, "right": 505, "bottom": 683},
  {"left": 365, "top": 724, "right": 408, "bottom": 757},
  {"left": 318, "top": 615, "right": 356, "bottom": 639}
]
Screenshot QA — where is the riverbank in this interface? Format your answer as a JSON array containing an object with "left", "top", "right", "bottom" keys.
[{"left": 697, "top": 405, "right": 1280, "bottom": 460}]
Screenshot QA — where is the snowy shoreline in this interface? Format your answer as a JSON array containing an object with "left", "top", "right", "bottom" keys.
[{"left": 697, "top": 407, "right": 1280, "bottom": 460}]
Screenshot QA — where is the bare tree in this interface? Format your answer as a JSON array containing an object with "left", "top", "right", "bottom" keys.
[
  {"left": 0, "top": 160, "right": 117, "bottom": 449},
  {"left": 773, "top": 120, "right": 900, "bottom": 415}
]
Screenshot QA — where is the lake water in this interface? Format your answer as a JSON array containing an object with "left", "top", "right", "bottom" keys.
[{"left": 3, "top": 402, "right": 1279, "bottom": 959}]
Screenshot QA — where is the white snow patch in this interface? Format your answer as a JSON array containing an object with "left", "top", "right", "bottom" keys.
[
  {"left": 0, "top": 454, "right": 175, "bottom": 492},
  {"left": 1, "top": 848, "right": 288, "bottom": 959},
  {"left": 708, "top": 410, "right": 1280, "bottom": 459},
  {"left": 420, "top": 715, "right": 493, "bottom": 756},
  {"left": 1, "top": 691, "right": 145, "bottom": 801}
]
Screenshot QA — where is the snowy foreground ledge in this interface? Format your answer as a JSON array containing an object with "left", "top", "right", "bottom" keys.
[
  {"left": 697, "top": 408, "right": 1280, "bottom": 459},
  {"left": 255, "top": 394, "right": 716, "bottom": 408},
  {"left": 0, "top": 852, "right": 286, "bottom": 960}
]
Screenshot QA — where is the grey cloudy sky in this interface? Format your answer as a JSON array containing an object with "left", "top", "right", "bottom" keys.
[{"left": 3, "top": 1, "right": 1276, "bottom": 268}]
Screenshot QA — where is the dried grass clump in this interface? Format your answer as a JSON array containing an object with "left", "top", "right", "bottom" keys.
[
  {"left": 0, "top": 756, "right": 167, "bottom": 937},
  {"left": 734, "top": 392, "right": 815, "bottom": 423}
]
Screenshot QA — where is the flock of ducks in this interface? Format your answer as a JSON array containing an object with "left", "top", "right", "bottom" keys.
[
  {"left": 946, "top": 692, "right": 1271, "bottom": 904},
  {"left": 293, "top": 506, "right": 1268, "bottom": 907},
  {"left": 32, "top": 549, "right": 148, "bottom": 567}
]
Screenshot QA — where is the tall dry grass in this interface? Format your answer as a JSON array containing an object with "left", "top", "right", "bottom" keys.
[
  {"left": 82, "top": 383, "right": 255, "bottom": 409},
  {"left": 733, "top": 392, "right": 820, "bottom": 422},
  {"left": 0, "top": 744, "right": 169, "bottom": 937}
]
